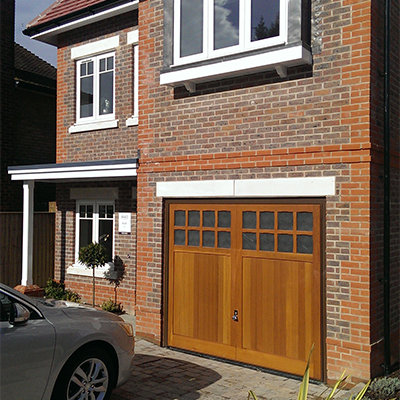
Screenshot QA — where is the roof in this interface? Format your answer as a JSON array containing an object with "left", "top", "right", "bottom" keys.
[
  {"left": 14, "top": 43, "right": 56, "bottom": 81},
  {"left": 26, "top": 0, "right": 109, "bottom": 29},
  {"left": 23, "top": 0, "right": 138, "bottom": 45}
]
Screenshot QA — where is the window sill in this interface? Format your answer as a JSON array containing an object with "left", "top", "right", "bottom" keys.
[
  {"left": 69, "top": 119, "right": 119, "bottom": 134},
  {"left": 126, "top": 116, "right": 138, "bottom": 126},
  {"left": 67, "top": 262, "right": 117, "bottom": 279},
  {"left": 160, "top": 44, "right": 312, "bottom": 91}
]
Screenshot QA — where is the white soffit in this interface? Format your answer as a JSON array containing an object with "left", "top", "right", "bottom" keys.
[
  {"left": 30, "top": 1, "right": 139, "bottom": 45},
  {"left": 156, "top": 177, "right": 336, "bottom": 198},
  {"left": 9, "top": 160, "right": 138, "bottom": 182}
]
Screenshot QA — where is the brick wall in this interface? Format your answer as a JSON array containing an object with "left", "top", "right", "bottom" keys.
[
  {"left": 136, "top": 0, "right": 400, "bottom": 383},
  {"left": 54, "top": 13, "right": 140, "bottom": 313}
]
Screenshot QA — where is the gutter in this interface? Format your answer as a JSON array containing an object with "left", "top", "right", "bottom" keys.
[{"left": 383, "top": 0, "right": 391, "bottom": 376}]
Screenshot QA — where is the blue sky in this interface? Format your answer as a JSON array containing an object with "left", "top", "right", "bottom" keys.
[{"left": 15, "top": 0, "right": 57, "bottom": 67}]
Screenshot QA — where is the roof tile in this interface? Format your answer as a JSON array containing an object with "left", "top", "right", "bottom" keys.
[
  {"left": 26, "top": 0, "right": 109, "bottom": 29},
  {"left": 14, "top": 43, "right": 56, "bottom": 80}
]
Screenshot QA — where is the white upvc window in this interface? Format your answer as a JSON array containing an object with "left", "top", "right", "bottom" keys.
[
  {"left": 75, "top": 201, "right": 115, "bottom": 264},
  {"left": 76, "top": 52, "right": 115, "bottom": 124},
  {"left": 174, "top": 0, "right": 287, "bottom": 65}
]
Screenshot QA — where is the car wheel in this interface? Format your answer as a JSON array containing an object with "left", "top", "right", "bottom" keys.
[{"left": 52, "top": 347, "right": 115, "bottom": 400}]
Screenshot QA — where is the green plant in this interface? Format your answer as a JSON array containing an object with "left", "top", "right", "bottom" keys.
[
  {"left": 248, "top": 345, "right": 370, "bottom": 400},
  {"left": 44, "top": 279, "right": 81, "bottom": 302},
  {"left": 364, "top": 376, "right": 400, "bottom": 400},
  {"left": 101, "top": 298, "right": 123, "bottom": 314},
  {"left": 78, "top": 242, "right": 108, "bottom": 306}
]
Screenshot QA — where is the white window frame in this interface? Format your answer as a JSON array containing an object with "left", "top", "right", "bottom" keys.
[
  {"left": 76, "top": 51, "right": 116, "bottom": 125},
  {"left": 173, "top": 0, "right": 288, "bottom": 66},
  {"left": 126, "top": 29, "right": 139, "bottom": 127},
  {"left": 70, "top": 200, "right": 115, "bottom": 277}
]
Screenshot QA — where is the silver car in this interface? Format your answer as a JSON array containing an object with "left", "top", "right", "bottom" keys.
[{"left": 0, "top": 283, "right": 135, "bottom": 400}]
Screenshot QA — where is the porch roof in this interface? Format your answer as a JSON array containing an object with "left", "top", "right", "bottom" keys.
[{"left": 8, "top": 158, "right": 138, "bottom": 182}]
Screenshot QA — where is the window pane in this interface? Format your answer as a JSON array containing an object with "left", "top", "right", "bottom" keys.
[
  {"left": 188, "top": 230, "right": 200, "bottom": 246},
  {"left": 79, "top": 220, "right": 92, "bottom": 249},
  {"left": 99, "top": 205, "right": 106, "bottom": 219},
  {"left": 107, "top": 205, "right": 114, "bottom": 219},
  {"left": 79, "top": 205, "right": 86, "bottom": 218},
  {"left": 99, "top": 220, "right": 113, "bottom": 262},
  {"left": 203, "top": 211, "right": 215, "bottom": 227},
  {"left": 260, "top": 233, "right": 274, "bottom": 251},
  {"left": 218, "top": 211, "right": 231, "bottom": 228},
  {"left": 243, "top": 232, "right": 256, "bottom": 250},
  {"left": 218, "top": 231, "right": 231, "bottom": 248},
  {"left": 203, "top": 231, "right": 215, "bottom": 247},
  {"left": 80, "top": 76, "right": 93, "bottom": 118},
  {"left": 180, "top": 0, "right": 203, "bottom": 57},
  {"left": 297, "top": 235, "right": 313, "bottom": 254},
  {"left": 251, "top": 0, "right": 280, "bottom": 42},
  {"left": 214, "top": 0, "right": 239, "bottom": 50},
  {"left": 99, "top": 71, "right": 113, "bottom": 115},
  {"left": 174, "top": 210, "right": 186, "bottom": 226},
  {"left": 278, "top": 234, "right": 293, "bottom": 252},
  {"left": 297, "top": 212, "right": 313, "bottom": 231},
  {"left": 243, "top": 211, "right": 256, "bottom": 229},
  {"left": 278, "top": 212, "right": 293, "bottom": 230},
  {"left": 260, "top": 211, "right": 274, "bottom": 229},
  {"left": 174, "top": 229, "right": 186, "bottom": 245},
  {"left": 87, "top": 205, "right": 93, "bottom": 218},
  {"left": 188, "top": 210, "right": 200, "bottom": 226},
  {"left": 100, "top": 58, "right": 106, "bottom": 72},
  {"left": 107, "top": 56, "right": 114, "bottom": 70}
]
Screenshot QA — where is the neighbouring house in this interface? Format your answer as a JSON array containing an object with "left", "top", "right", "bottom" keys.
[
  {"left": 10, "top": 0, "right": 399, "bottom": 384},
  {"left": 0, "top": 0, "right": 56, "bottom": 287}
]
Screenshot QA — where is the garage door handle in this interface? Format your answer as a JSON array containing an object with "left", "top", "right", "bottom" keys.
[{"left": 232, "top": 310, "right": 239, "bottom": 322}]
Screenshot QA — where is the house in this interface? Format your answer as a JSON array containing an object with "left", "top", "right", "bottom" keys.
[
  {"left": 1, "top": 0, "right": 56, "bottom": 212},
  {"left": 0, "top": 0, "right": 56, "bottom": 288},
  {"left": 11, "top": 0, "right": 399, "bottom": 384}
]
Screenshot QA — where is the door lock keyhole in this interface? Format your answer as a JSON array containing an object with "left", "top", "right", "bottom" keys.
[{"left": 232, "top": 309, "right": 239, "bottom": 322}]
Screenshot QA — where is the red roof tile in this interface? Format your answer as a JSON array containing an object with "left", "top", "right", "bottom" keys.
[{"left": 26, "top": 0, "right": 111, "bottom": 29}]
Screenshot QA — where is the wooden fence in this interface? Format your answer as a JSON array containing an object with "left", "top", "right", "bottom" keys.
[{"left": 0, "top": 212, "right": 55, "bottom": 288}]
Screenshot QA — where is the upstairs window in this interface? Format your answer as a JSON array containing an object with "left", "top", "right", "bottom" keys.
[
  {"left": 174, "top": 0, "right": 287, "bottom": 65},
  {"left": 77, "top": 52, "right": 115, "bottom": 123}
]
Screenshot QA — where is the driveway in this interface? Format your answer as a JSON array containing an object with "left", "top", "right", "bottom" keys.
[{"left": 111, "top": 339, "right": 351, "bottom": 400}]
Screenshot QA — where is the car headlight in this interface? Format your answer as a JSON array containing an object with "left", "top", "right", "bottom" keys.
[{"left": 118, "top": 322, "right": 134, "bottom": 337}]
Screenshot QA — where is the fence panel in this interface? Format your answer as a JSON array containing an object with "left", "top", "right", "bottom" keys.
[{"left": 0, "top": 213, "right": 55, "bottom": 287}]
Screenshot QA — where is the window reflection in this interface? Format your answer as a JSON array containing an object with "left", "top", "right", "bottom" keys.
[
  {"left": 251, "top": 0, "right": 280, "bottom": 41},
  {"left": 214, "top": 0, "right": 239, "bottom": 50}
]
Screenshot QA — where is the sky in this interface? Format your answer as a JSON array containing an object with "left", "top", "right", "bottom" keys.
[{"left": 15, "top": 0, "right": 57, "bottom": 67}]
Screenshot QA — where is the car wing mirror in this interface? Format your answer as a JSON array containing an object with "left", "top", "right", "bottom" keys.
[{"left": 10, "top": 303, "right": 30, "bottom": 325}]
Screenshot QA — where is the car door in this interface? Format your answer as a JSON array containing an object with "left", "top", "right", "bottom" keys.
[{"left": 0, "top": 289, "right": 56, "bottom": 400}]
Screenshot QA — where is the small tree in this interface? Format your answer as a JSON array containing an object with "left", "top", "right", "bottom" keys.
[{"left": 78, "top": 242, "right": 108, "bottom": 306}]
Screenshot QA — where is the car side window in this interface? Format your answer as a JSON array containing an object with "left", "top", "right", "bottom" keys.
[{"left": 0, "top": 291, "right": 42, "bottom": 321}]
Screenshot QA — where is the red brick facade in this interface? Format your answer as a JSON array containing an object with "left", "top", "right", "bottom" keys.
[{"left": 44, "top": 0, "right": 399, "bottom": 384}]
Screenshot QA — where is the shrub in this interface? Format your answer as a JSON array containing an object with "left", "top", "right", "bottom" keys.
[
  {"left": 44, "top": 279, "right": 81, "bottom": 303},
  {"left": 101, "top": 298, "right": 123, "bottom": 314}
]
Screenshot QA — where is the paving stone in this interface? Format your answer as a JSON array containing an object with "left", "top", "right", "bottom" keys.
[{"left": 111, "top": 339, "right": 346, "bottom": 400}]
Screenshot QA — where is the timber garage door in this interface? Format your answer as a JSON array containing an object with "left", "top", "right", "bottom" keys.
[{"left": 167, "top": 201, "right": 323, "bottom": 380}]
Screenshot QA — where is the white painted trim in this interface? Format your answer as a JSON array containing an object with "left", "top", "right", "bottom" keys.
[
  {"left": 160, "top": 45, "right": 312, "bottom": 87},
  {"left": 21, "top": 181, "right": 34, "bottom": 286},
  {"left": 67, "top": 263, "right": 115, "bottom": 278},
  {"left": 127, "top": 29, "right": 139, "bottom": 45},
  {"left": 70, "top": 188, "right": 118, "bottom": 200},
  {"left": 71, "top": 36, "right": 120, "bottom": 59},
  {"left": 69, "top": 119, "right": 119, "bottom": 134},
  {"left": 9, "top": 162, "right": 138, "bottom": 181},
  {"left": 30, "top": 1, "right": 139, "bottom": 45},
  {"left": 156, "top": 177, "right": 336, "bottom": 198},
  {"left": 157, "top": 180, "right": 235, "bottom": 197},
  {"left": 126, "top": 116, "right": 138, "bottom": 126}
]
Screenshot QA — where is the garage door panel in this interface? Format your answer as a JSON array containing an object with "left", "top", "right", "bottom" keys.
[
  {"left": 170, "top": 251, "right": 233, "bottom": 346},
  {"left": 168, "top": 201, "right": 323, "bottom": 380}
]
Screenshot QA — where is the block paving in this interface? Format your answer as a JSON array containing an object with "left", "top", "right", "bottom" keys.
[{"left": 112, "top": 339, "right": 360, "bottom": 400}]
